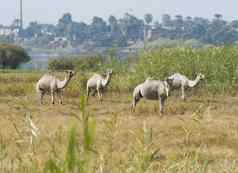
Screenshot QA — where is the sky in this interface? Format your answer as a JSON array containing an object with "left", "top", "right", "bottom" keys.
[{"left": 0, "top": 0, "right": 237, "bottom": 27}]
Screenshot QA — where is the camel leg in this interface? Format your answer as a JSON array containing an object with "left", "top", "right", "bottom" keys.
[
  {"left": 86, "top": 87, "right": 90, "bottom": 102},
  {"left": 51, "top": 90, "right": 55, "bottom": 104},
  {"left": 159, "top": 96, "right": 166, "bottom": 115},
  {"left": 131, "top": 95, "right": 141, "bottom": 112},
  {"left": 100, "top": 92, "right": 103, "bottom": 101},
  {"left": 181, "top": 86, "right": 185, "bottom": 100},
  {"left": 131, "top": 99, "right": 136, "bottom": 112},
  {"left": 97, "top": 89, "right": 100, "bottom": 101},
  {"left": 96, "top": 86, "right": 103, "bottom": 102},
  {"left": 98, "top": 89, "right": 103, "bottom": 102},
  {"left": 39, "top": 92, "right": 44, "bottom": 105},
  {"left": 58, "top": 91, "right": 63, "bottom": 104},
  {"left": 131, "top": 97, "right": 139, "bottom": 112}
]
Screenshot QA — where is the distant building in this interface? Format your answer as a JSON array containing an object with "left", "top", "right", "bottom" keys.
[{"left": 48, "top": 37, "right": 70, "bottom": 49}]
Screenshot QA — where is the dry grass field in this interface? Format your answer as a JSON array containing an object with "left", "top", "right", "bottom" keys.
[{"left": 0, "top": 71, "right": 238, "bottom": 173}]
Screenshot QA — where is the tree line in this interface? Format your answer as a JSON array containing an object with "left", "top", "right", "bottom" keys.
[{"left": 19, "top": 13, "right": 238, "bottom": 48}]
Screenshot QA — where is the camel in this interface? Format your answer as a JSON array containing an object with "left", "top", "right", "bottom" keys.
[
  {"left": 131, "top": 78, "right": 170, "bottom": 114},
  {"left": 36, "top": 70, "right": 75, "bottom": 104},
  {"left": 86, "top": 69, "right": 113, "bottom": 101},
  {"left": 166, "top": 73, "right": 205, "bottom": 100}
]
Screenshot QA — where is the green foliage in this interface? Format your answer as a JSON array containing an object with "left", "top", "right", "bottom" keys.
[
  {"left": 2, "top": 46, "right": 238, "bottom": 96},
  {"left": 48, "top": 55, "right": 104, "bottom": 71},
  {"left": 0, "top": 44, "right": 30, "bottom": 69},
  {"left": 48, "top": 57, "right": 74, "bottom": 70},
  {"left": 74, "top": 55, "right": 104, "bottom": 72},
  {"left": 65, "top": 127, "right": 77, "bottom": 171},
  {"left": 47, "top": 46, "right": 238, "bottom": 95},
  {"left": 130, "top": 46, "right": 238, "bottom": 95},
  {"left": 43, "top": 95, "right": 96, "bottom": 173},
  {"left": 130, "top": 122, "right": 160, "bottom": 173},
  {"left": 44, "top": 159, "right": 64, "bottom": 173},
  {"left": 144, "top": 13, "right": 153, "bottom": 25}
]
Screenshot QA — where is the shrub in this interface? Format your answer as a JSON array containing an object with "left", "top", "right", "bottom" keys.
[
  {"left": 48, "top": 55, "right": 105, "bottom": 71},
  {"left": 73, "top": 55, "right": 104, "bottom": 72},
  {"left": 48, "top": 57, "right": 74, "bottom": 70},
  {"left": 0, "top": 44, "right": 30, "bottom": 69},
  {"left": 131, "top": 46, "right": 238, "bottom": 95}
]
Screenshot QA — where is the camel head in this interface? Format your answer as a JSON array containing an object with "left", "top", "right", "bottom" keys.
[
  {"left": 106, "top": 69, "right": 113, "bottom": 75},
  {"left": 197, "top": 73, "right": 205, "bottom": 80},
  {"left": 65, "top": 70, "right": 75, "bottom": 79}
]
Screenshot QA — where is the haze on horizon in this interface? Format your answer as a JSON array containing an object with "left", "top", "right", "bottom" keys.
[{"left": 1, "top": 0, "right": 237, "bottom": 26}]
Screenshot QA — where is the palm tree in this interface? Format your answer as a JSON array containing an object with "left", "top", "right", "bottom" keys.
[
  {"left": 144, "top": 14, "right": 153, "bottom": 25},
  {"left": 214, "top": 14, "right": 223, "bottom": 20}
]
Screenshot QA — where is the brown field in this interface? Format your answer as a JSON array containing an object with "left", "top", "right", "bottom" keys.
[{"left": 0, "top": 72, "right": 238, "bottom": 172}]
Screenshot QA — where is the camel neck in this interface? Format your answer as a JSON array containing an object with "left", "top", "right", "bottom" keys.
[
  {"left": 58, "top": 75, "right": 71, "bottom": 89},
  {"left": 102, "top": 73, "right": 111, "bottom": 87},
  {"left": 188, "top": 76, "right": 200, "bottom": 88}
]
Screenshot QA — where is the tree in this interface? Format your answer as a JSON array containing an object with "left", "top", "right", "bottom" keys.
[
  {"left": 118, "top": 13, "right": 144, "bottom": 42},
  {"left": 90, "top": 16, "right": 110, "bottom": 46},
  {"left": 214, "top": 14, "right": 223, "bottom": 20},
  {"left": 108, "top": 15, "right": 126, "bottom": 46},
  {"left": 162, "top": 14, "right": 172, "bottom": 27},
  {"left": 59, "top": 13, "right": 73, "bottom": 25},
  {"left": 91, "top": 17, "right": 108, "bottom": 33},
  {"left": 183, "top": 16, "right": 194, "bottom": 39},
  {"left": 48, "top": 57, "right": 74, "bottom": 70},
  {"left": 204, "top": 14, "right": 228, "bottom": 44},
  {"left": 17, "top": 12, "right": 238, "bottom": 48},
  {"left": 144, "top": 13, "right": 153, "bottom": 25},
  {"left": 71, "top": 22, "right": 89, "bottom": 45},
  {"left": 57, "top": 13, "right": 74, "bottom": 40},
  {"left": 153, "top": 21, "right": 161, "bottom": 29},
  {"left": 192, "top": 17, "right": 210, "bottom": 38},
  {"left": 109, "top": 15, "right": 118, "bottom": 31},
  {"left": 230, "top": 20, "right": 238, "bottom": 29},
  {"left": 0, "top": 44, "right": 30, "bottom": 69}
]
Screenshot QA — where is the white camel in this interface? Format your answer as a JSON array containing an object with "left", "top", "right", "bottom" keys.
[
  {"left": 86, "top": 69, "right": 113, "bottom": 101},
  {"left": 36, "top": 70, "right": 75, "bottom": 104},
  {"left": 167, "top": 73, "right": 205, "bottom": 100},
  {"left": 131, "top": 78, "right": 170, "bottom": 114}
]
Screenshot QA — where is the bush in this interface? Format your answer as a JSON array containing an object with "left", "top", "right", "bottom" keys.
[
  {"left": 130, "top": 46, "right": 238, "bottom": 95},
  {"left": 48, "top": 55, "right": 105, "bottom": 71},
  {"left": 0, "top": 44, "right": 30, "bottom": 69},
  {"left": 73, "top": 55, "right": 104, "bottom": 72},
  {"left": 48, "top": 57, "right": 74, "bottom": 70}
]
